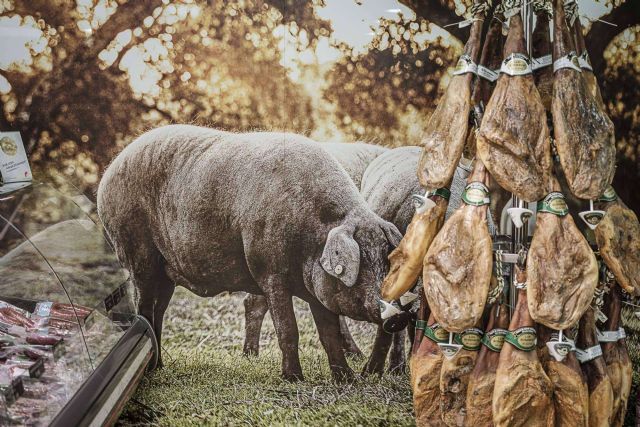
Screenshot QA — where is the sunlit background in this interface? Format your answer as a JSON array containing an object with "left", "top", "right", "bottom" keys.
[{"left": 0, "top": 0, "right": 637, "bottom": 209}]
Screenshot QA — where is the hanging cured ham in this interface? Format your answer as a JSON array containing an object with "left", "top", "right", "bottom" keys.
[
  {"left": 423, "top": 160, "right": 493, "bottom": 333},
  {"left": 551, "top": 0, "right": 616, "bottom": 199},
  {"left": 492, "top": 265, "right": 554, "bottom": 427},
  {"left": 417, "top": 4, "right": 486, "bottom": 190},
  {"left": 527, "top": 180, "right": 598, "bottom": 329},
  {"left": 594, "top": 187, "right": 640, "bottom": 296},
  {"left": 465, "top": 300, "right": 509, "bottom": 426},
  {"left": 576, "top": 307, "right": 614, "bottom": 426},
  {"left": 572, "top": 15, "right": 605, "bottom": 109},
  {"left": 476, "top": 10, "right": 552, "bottom": 202},
  {"left": 439, "top": 322, "right": 482, "bottom": 426},
  {"left": 532, "top": 3, "right": 553, "bottom": 110},
  {"left": 381, "top": 190, "right": 449, "bottom": 301},
  {"left": 601, "top": 284, "right": 632, "bottom": 426},
  {"left": 411, "top": 313, "right": 447, "bottom": 427},
  {"left": 537, "top": 326, "right": 589, "bottom": 426}
]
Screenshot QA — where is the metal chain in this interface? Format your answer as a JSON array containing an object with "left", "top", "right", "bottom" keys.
[{"left": 488, "top": 250, "right": 506, "bottom": 304}]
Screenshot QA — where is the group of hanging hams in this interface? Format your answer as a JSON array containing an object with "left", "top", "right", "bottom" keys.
[{"left": 379, "top": 0, "right": 640, "bottom": 425}]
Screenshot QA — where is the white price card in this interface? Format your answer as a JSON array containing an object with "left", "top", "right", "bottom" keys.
[{"left": 0, "top": 132, "right": 32, "bottom": 194}]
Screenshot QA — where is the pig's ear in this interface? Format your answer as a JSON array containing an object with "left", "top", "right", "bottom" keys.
[
  {"left": 380, "top": 221, "right": 402, "bottom": 247},
  {"left": 320, "top": 224, "right": 360, "bottom": 287}
]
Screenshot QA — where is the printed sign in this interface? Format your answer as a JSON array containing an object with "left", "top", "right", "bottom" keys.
[{"left": 0, "top": 132, "right": 32, "bottom": 194}]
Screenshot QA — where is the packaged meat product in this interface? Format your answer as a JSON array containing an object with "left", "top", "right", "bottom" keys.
[
  {"left": 465, "top": 300, "right": 509, "bottom": 426},
  {"left": 3, "top": 356, "right": 45, "bottom": 379},
  {"left": 527, "top": 180, "right": 599, "bottom": 329},
  {"left": 594, "top": 187, "right": 640, "bottom": 296},
  {"left": 576, "top": 307, "right": 614, "bottom": 426},
  {"left": 477, "top": 9, "right": 553, "bottom": 202},
  {"left": 439, "top": 323, "right": 482, "bottom": 426},
  {"left": 381, "top": 188, "right": 449, "bottom": 302},
  {"left": 411, "top": 313, "right": 446, "bottom": 427},
  {"left": 551, "top": 0, "right": 615, "bottom": 199},
  {"left": 423, "top": 160, "right": 493, "bottom": 332},
  {"left": 600, "top": 284, "right": 632, "bottom": 426},
  {"left": 492, "top": 265, "right": 555, "bottom": 427},
  {"left": 0, "top": 366, "right": 22, "bottom": 404},
  {"left": 537, "top": 326, "right": 589, "bottom": 426},
  {"left": 0, "top": 307, "right": 36, "bottom": 329},
  {"left": 34, "top": 301, "right": 92, "bottom": 322},
  {"left": 417, "top": 1, "right": 487, "bottom": 190}
]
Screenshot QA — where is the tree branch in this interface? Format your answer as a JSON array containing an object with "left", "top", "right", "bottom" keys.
[
  {"left": 397, "top": 0, "right": 466, "bottom": 42},
  {"left": 585, "top": 0, "right": 640, "bottom": 77}
]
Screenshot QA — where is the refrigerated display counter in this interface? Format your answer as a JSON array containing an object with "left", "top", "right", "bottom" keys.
[{"left": 0, "top": 180, "right": 157, "bottom": 426}]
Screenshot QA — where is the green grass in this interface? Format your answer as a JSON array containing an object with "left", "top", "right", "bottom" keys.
[{"left": 117, "top": 288, "right": 415, "bottom": 426}]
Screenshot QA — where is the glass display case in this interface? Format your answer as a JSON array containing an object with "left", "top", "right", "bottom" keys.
[{"left": 0, "top": 179, "right": 157, "bottom": 426}]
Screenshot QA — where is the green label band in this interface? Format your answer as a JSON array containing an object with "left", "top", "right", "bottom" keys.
[
  {"left": 454, "top": 328, "right": 483, "bottom": 351},
  {"left": 536, "top": 192, "right": 569, "bottom": 216},
  {"left": 596, "top": 186, "right": 618, "bottom": 203},
  {"left": 505, "top": 327, "right": 537, "bottom": 352},
  {"left": 462, "top": 182, "right": 490, "bottom": 206},
  {"left": 482, "top": 328, "right": 508, "bottom": 352},
  {"left": 415, "top": 320, "right": 427, "bottom": 332},
  {"left": 428, "top": 187, "right": 451, "bottom": 201},
  {"left": 424, "top": 323, "right": 449, "bottom": 343}
]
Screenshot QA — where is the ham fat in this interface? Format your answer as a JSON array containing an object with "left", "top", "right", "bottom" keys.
[
  {"left": 476, "top": 13, "right": 552, "bottom": 202},
  {"left": 551, "top": 0, "right": 615, "bottom": 199},
  {"left": 423, "top": 161, "right": 493, "bottom": 332}
]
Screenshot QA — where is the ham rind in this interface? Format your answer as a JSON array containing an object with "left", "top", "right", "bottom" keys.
[
  {"left": 595, "top": 189, "right": 640, "bottom": 296},
  {"left": 492, "top": 267, "right": 555, "bottom": 427},
  {"left": 476, "top": 12, "right": 552, "bottom": 202},
  {"left": 551, "top": 0, "right": 615, "bottom": 199},
  {"left": 527, "top": 180, "right": 598, "bottom": 330},
  {"left": 423, "top": 160, "right": 493, "bottom": 333},
  {"left": 411, "top": 313, "right": 447, "bottom": 427},
  {"left": 381, "top": 193, "right": 448, "bottom": 301},
  {"left": 417, "top": 12, "right": 484, "bottom": 190},
  {"left": 602, "top": 285, "right": 632, "bottom": 426},
  {"left": 465, "top": 300, "right": 509, "bottom": 426},
  {"left": 576, "top": 307, "right": 614, "bottom": 427},
  {"left": 572, "top": 18, "right": 605, "bottom": 109},
  {"left": 537, "top": 326, "right": 589, "bottom": 427}
]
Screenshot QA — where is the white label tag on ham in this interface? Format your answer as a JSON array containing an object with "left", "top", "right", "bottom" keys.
[
  {"left": 453, "top": 54, "right": 478, "bottom": 76},
  {"left": 575, "top": 345, "right": 603, "bottom": 363},
  {"left": 477, "top": 65, "right": 499, "bottom": 82},
  {"left": 547, "top": 340, "right": 574, "bottom": 362},
  {"left": 618, "top": 327, "right": 626, "bottom": 339},
  {"left": 594, "top": 307, "right": 608, "bottom": 324},
  {"left": 553, "top": 52, "right": 582, "bottom": 73},
  {"left": 531, "top": 54, "right": 552, "bottom": 70},
  {"left": 500, "top": 53, "right": 532, "bottom": 76},
  {"left": 578, "top": 52, "right": 593, "bottom": 71},
  {"left": 596, "top": 328, "right": 619, "bottom": 343}
]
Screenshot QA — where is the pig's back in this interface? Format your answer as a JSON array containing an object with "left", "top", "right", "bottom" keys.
[
  {"left": 319, "top": 142, "right": 387, "bottom": 188},
  {"left": 360, "top": 146, "right": 422, "bottom": 233}
]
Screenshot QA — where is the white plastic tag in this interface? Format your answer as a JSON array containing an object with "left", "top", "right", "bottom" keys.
[
  {"left": 379, "top": 299, "right": 401, "bottom": 320},
  {"left": 575, "top": 345, "right": 603, "bottom": 363},
  {"left": 597, "top": 328, "right": 619, "bottom": 343},
  {"left": 594, "top": 307, "right": 608, "bottom": 324},
  {"left": 553, "top": 52, "right": 582, "bottom": 73},
  {"left": 618, "top": 328, "right": 626, "bottom": 340},
  {"left": 453, "top": 54, "right": 478, "bottom": 76},
  {"left": 399, "top": 291, "right": 418, "bottom": 307},
  {"left": 578, "top": 52, "right": 593, "bottom": 71},
  {"left": 531, "top": 54, "right": 552, "bottom": 71},
  {"left": 500, "top": 53, "right": 532, "bottom": 76},
  {"left": 477, "top": 65, "right": 499, "bottom": 82}
]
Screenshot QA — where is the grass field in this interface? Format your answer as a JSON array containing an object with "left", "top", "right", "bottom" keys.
[{"left": 118, "top": 288, "right": 415, "bottom": 426}]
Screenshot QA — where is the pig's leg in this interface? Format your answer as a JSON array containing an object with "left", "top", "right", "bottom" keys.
[
  {"left": 362, "top": 325, "right": 392, "bottom": 375},
  {"left": 260, "top": 275, "right": 304, "bottom": 381},
  {"left": 339, "top": 317, "right": 363, "bottom": 357},
  {"left": 309, "top": 303, "right": 354, "bottom": 382},
  {"left": 387, "top": 330, "right": 406, "bottom": 373},
  {"left": 243, "top": 294, "right": 269, "bottom": 357}
]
